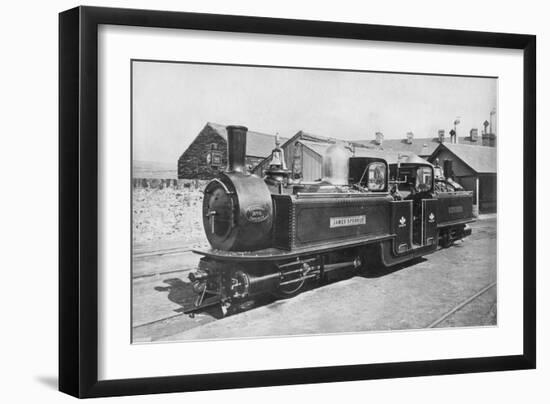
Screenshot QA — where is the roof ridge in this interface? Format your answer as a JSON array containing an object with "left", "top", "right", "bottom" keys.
[
  {"left": 206, "top": 122, "right": 288, "bottom": 139},
  {"left": 445, "top": 142, "right": 495, "bottom": 149}
]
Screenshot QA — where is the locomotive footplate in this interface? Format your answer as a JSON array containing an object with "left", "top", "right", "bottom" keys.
[{"left": 192, "top": 234, "right": 394, "bottom": 262}]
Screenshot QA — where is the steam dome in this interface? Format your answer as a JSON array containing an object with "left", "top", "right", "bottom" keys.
[{"left": 322, "top": 143, "right": 351, "bottom": 185}]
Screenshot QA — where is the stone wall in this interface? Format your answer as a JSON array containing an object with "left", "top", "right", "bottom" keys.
[
  {"left": 132, "top": 178, "right": 207, "bottom": 190},
  {"left": 133, "top": 187, "right": 206, "bottom": 244}
]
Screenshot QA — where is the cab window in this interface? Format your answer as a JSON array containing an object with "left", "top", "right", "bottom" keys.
[
  {"left": 367, "top": 162, "right": 386, "bottom": 191},
  {"left": 415, "top": 166, "right": 433, "bottom": 192}
]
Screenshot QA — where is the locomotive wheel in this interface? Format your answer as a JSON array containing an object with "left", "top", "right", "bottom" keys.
[
  {"left": 440, "top": 231, "right": 453, "bottom": 248},
  {"left": 271, "top": 272, "right": 308, "bottom": 299},
  {"left": 271, "top": 279, "right": 306, "bottom": 299}
]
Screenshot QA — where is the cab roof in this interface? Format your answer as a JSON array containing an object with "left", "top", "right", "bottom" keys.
[{"left": 353, "top": 148, "right": 433, "bottom": 167}]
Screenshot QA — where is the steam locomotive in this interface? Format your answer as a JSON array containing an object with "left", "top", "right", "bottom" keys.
[{"left": 186, "top": 125, "right": 474, "bottom": 315}]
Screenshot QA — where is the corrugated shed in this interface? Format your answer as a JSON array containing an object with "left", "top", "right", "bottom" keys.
[
  {"left": 294, "top": 131, "right": 342, "bottom": 144},
  {"left": 252, "top": 133, "right": 342, "bottom": 176},
  {"left": 301, "top": 144, "right": 323, "bottom": 181},
  {"left": 297, "top": 140, "right": 332, "bottom": 156},
  {"left": 207, "top": 122, "right": 288, "bottom": 158},
  {"left": 430, "top": 143, "right": 497, "bottom": 174}
]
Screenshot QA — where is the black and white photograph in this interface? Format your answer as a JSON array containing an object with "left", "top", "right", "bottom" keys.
[{"left": 131, "top": 60, "right": 498, "bottom": 343}]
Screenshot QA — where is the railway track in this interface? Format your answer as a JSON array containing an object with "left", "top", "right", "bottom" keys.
[
  {"left": 133, "top": 278, "right": 497, "bottom": 336},
  {"left": 427, "top": 281, "right": 497, "bottom": 328},
  {"left": 132, "top": 229, "right": 497, "bottom": 339},
  {"left": 132, "top": 243, "right": 205, "bottom": 279},
  {"left": 133, "top": 265, "right": 196, "bottom": 280},
  {"left": 133, "top": 246, "right": 197, "bottom": 259}
]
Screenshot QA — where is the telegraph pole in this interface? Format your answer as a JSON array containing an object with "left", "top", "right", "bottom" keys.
[{"left": 489, "top": 108, "right": 496, "bottom": 134}]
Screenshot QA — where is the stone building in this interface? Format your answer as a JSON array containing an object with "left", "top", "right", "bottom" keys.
[{"left": 177, "top": 122, "right": 286, "bottom": 180}]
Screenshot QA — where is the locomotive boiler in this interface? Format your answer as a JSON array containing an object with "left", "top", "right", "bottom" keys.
[{"left": 186, "top": 125, "right": 474, "bottom": 315}]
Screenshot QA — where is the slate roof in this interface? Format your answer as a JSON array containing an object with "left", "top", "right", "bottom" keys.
[
  {"left": 430, "top": 143, "right": 497, "bottom": 174},
  {"left": 207, "top": 122, "right": 288, "bottom": 158},
  {"left": 354, "top": 136, "right": 489, "bottom": 157}
]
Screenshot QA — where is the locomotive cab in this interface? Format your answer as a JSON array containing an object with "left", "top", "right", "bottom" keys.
[
  {"left": 389, "top": 159, "right": 434, "bottom": 199},
  {"left": 388, "top": 158, "right": 437, "bottom": 247}
]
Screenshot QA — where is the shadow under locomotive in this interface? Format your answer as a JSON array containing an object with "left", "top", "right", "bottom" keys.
[
  {"left": 182, "top": 125, "right": 475, "bottom": 317},
  {"left": 155, "top": 256, "right": 428, "bottom": 320}
]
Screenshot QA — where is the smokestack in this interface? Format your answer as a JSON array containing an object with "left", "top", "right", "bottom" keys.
[
  {"left": 226, "top": 125, "right": 248, "bottom": 173},
  {"left": 406, "top": 132, "right": 414, "bottom": 144}
]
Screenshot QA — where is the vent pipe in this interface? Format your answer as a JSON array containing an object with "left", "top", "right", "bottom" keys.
[
  {"left": 449, "top": 129, "right": 457, "bottom": 144},
  {"left": 375, "top": 132, "right": 384, "bottom": 146}
]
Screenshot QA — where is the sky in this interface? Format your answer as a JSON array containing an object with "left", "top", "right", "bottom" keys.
[{"left": 132, "top": 60, "right": 497, "bottom": 164}]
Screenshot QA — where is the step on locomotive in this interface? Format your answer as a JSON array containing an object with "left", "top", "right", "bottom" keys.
[{"left": 186, "top": 125, "right": 474, "bottom": 315}]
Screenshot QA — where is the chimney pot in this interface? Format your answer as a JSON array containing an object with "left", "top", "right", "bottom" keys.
[{"left": 470, "top": 128, "right": 479, "bottom": 142}]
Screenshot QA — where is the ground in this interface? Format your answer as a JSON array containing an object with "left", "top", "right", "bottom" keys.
[{"left": 131, "top": 216, "right": 497, "bottom": 343}]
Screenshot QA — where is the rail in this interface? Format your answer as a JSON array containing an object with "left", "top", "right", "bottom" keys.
[{"left": 426, "top": 281, "right": 497, "bottom": 328}]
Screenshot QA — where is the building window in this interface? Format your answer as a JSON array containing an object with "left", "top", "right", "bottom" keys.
[{"left": 206, "top": 150, "right": 222, "bottom": 168}]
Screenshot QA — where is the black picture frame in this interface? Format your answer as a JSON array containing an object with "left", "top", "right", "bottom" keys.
[{"left": 59, "top": 5, "right": 536, "bottom": 398}]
